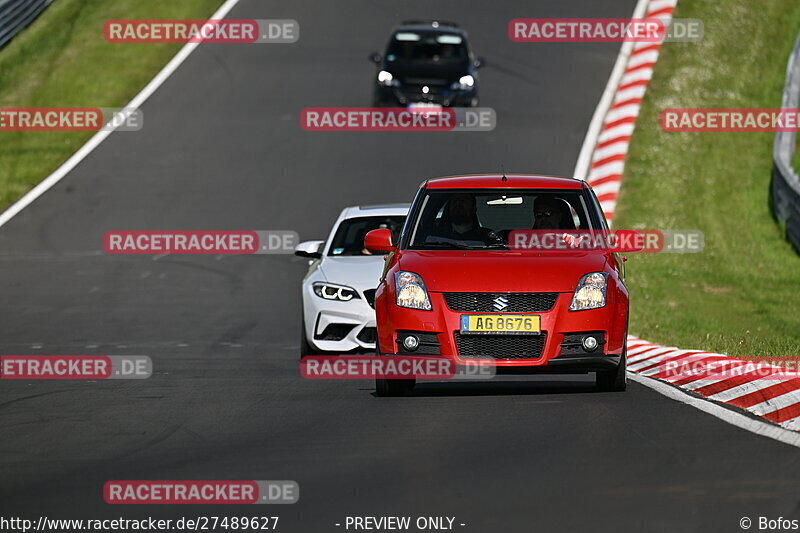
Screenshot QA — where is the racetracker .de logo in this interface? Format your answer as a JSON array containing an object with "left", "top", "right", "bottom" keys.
[
  {"left": 660, "top": 108, "right": 800, "bottom": 132},
  {"left": 301, "top": 107, "right": 496, "bottom": 132},
  {"left": 103, "top": 230, "right": 298, "bottom": 254},
  {"left": 508, "top": 230, "right": 704, "bottom": 253},
  {"left": 104, "top": 19, "right": 299, "bottom": 44},
  {"left": 508, "top": 18, "right": 665, "bottom": 42},
  {"left": 0, "top": 107, "right": 142, "bottom": 132},
  {"left": 104, "top": 480, "right": 299, "bottom": 504},
  {"left": 0, "top": 356, "right": 151, "bottom": 380},
  {"left": 300, "top": 355, "right": 496, "bottom": 380}
]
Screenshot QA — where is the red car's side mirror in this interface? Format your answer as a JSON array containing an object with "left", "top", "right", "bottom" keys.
[{"left": 364, "top": 229, "right": 395, "bottom": 253}]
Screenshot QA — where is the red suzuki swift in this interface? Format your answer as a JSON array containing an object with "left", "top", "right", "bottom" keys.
[{"left": 365, "top": 174, "right": 629, "bottom": 396}]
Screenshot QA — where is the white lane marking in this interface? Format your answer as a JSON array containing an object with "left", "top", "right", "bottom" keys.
[
  {"left": 0, "top": 0, "right": 244, "bottom": 229},
  {"left": 629, "top": 373, "right": 800, "bottom": 448}
]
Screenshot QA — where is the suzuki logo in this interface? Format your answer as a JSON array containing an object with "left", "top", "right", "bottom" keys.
[{"left": 492, "top": 296, "right": 509, "bottom": 311}]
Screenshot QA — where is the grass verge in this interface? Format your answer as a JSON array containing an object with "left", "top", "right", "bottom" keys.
[
  {"left": 616, "top": 0, "right": 800, "bottom": 358},
  {"left": 0, "top": 0, "right": 222, "bottom": 209}
]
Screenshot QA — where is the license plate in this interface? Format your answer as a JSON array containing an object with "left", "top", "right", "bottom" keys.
[
  {"left": 460, "top": 315, "right": 541, "bottom": 335},
  {"left": 407, "top": 102, "right": 443, "bottom": 111}
]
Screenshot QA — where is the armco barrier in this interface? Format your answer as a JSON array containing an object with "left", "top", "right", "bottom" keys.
[
  {"left": 0, "top": 0, "right": 52, "bottom": 49},
  {"left": 771, "top": 33, "right": 800, "bottom": 254}
]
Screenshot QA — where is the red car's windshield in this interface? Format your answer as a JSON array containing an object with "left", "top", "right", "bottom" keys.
[{"left": 406, "top": 189, "right": 596, "bottom": 250}]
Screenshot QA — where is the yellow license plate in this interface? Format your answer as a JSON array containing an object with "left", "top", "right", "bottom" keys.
[{"left": 460, "top": 315, "right": 541, "bottom": 334}]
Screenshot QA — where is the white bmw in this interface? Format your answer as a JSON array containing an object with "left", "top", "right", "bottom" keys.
[{"left": 296, "top": 204, "right": 408, "bottom": 356}]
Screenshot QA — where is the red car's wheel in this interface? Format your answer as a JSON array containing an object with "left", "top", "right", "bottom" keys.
[
  {"left": 597, "top": 345, "right": 627, "bottom": 392},
  {"left": 375, "top": 377, "right": 415, "bottom": 397}
]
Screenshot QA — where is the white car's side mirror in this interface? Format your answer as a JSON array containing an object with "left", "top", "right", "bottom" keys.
[{"left": 294, "top": 240, "right": 324, "bottom": 259}]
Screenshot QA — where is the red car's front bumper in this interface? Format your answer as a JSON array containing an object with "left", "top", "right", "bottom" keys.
[{"left": 377, "top": 291, "right": 627, "bottom": 371}]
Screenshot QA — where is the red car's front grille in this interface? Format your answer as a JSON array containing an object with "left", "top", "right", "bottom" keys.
[
  {"left": 444, "top": 292, "right": 558, "bottom": 313},
  {"left": 454, "top": 333, "right": 547, "bottom": 359}
]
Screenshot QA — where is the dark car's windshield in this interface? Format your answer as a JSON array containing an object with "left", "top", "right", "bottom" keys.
[
  {"left": 385, "top": 31, "right": 468, "bottom": 63},
  {"left": 406, "top": 189, "right": 595, "bottom": 250},
  {"left": 328, "top": 215, "right": 406, "bottom": 256}
]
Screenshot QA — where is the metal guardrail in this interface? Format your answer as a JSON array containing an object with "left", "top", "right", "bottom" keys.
[
  {"left": 0, "top": 0, "right": 53, "bottom": 49},
  {"left": 772, "top": 33, "right": 800, "bottom": 254}
]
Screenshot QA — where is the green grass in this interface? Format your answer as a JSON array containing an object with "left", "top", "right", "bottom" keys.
[
  {"left": 0, "top": 0, "right": 222, "bottom": 209},
  {"left": 616, "top": 0, "right": 800, "bottom": 358}
]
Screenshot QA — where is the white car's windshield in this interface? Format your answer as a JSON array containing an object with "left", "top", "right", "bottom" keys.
[{"left": 328, "top": 215, "right": 406, "bottom": 256}]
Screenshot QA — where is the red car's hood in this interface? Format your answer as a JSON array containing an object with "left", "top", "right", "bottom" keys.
[{"left": 396, "top": 251, "right": 609, "bottom": 293}]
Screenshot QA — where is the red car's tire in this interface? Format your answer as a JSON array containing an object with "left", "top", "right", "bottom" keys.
[
  {"left": 597, "top": 345, "right": 627, "bottom": 392},
  {"left": 375, "top": 377, "right": 416, "bottom": 397}
]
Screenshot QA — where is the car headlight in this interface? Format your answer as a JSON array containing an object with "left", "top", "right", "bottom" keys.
[
  {"left": 395, "top": 271, "right": 432, "bottom": 310},
  {"left": 313, "top": 282, "right": 360, "bottom": 302},
  {"left": 456, "top": 74, "right": 475, "bottom": 89},
  {"left": 569, "top": 272, "right": 609, "bottom": 311},
  {"left": 377, "top": 70, "right": 394, "bottom": 86}
]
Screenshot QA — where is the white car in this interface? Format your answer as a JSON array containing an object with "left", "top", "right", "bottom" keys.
[{"left": 296, "top": 204, "right": 409, "bottom": 356}]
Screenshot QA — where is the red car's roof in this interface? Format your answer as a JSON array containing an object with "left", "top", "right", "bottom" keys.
[{"left": 424, "top": 174, "right": 585, "bottom": 190}]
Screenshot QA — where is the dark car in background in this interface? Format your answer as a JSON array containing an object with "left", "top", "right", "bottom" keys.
[{"left": 370, "top": 20, "right": 484, "bottom": 108}]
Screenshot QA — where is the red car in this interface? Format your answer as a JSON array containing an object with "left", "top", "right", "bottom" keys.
[{"left": 365, "top": 174, "right": 629, "bottom": 396}]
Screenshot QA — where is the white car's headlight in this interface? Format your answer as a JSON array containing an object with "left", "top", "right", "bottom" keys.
[
  {"left": 313, "top": 282, "right": 360, "bottom": 302},
  {"left": 457, "top": 74, "right": 474, "bottom": 89},
  {"left": 395, "top": 271, "right": 432, "bottom": 310},
  {"left": 377, "top": 70, "right": 394, "bottom": 86},
  {"left": 569, "top": 272, "right": 609, "bottom": 311}
]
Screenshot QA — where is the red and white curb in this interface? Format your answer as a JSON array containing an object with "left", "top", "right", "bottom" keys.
[
  {"left": 628, "top": 337, "right": 800, "bottom": 434},
  {"left": 574, "top": 0, "right": 678, "bottom": 223}
]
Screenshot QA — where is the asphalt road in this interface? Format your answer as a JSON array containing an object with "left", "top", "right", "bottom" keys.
[{"left": 2, "top": 0, "right": 800, "bottom": 532}]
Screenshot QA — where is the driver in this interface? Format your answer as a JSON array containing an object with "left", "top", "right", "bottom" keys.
[
  {"left": 532, "top": 196, "right": 574, "bottom": 230},
  {"left": 532, "top": 196, "right": 583, "bottom": 249},
  {"left": 433, "top": 193, "right": 501, "bottom": 245}
]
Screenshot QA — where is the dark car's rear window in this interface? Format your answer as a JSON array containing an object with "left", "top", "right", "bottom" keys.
[{"left": 386, "top": 31, "right": 468, "bottom": 62}]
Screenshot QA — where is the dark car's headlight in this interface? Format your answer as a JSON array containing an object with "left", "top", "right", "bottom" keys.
[
  {"left": 451, "top": 74, "right": 475, "bottom": 90},
  {"left": 569, "top": 272, "right": 608, "bottom": 310},
  {"left": 313, "top": 282, "right": 360, "bottom": 302},
  {"left": 377, "top": 70, "right": 395, "bottom": 87}
]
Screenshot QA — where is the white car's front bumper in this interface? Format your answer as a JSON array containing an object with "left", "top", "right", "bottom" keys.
[{"left": 303, "top": 282, "right": 377, "bottom": 353}]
